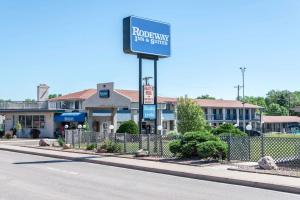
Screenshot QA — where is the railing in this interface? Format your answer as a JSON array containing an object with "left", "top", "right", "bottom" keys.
[{"left": 0, "top": 101, "right": 48, "bottom": 110}]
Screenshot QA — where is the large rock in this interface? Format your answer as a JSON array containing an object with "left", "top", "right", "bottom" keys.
[
  {"left": 39, "top": 139, "right": 50, "bottom": 146},
  {"left": 63, "top": 143, "right": 71, "bottom": 149},
  {"left": 258, "top": 156, "right": 278, "bottom": 170},
  {"left": 135, "top": 149, "right": 149, "bottom": 157}
]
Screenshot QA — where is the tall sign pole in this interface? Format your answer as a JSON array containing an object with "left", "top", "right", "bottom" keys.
[{"left": 123, "top": 16, "right": 171, "bottom": 136}]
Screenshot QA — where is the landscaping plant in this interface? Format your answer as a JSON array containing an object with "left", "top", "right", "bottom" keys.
[{"left": 116, "top": 120, "right": 138, "bottom": 134}]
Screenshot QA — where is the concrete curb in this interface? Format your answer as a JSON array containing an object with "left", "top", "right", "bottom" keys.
[{"left": 1, "top": 147, "right": 299, "bottom": 195}]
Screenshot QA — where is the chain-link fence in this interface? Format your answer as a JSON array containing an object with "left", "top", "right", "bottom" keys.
[
  {"left": 65, "top": 130, "right": 300, "bottom": 169},
  {"left": 65, "top": 130, "right": 176, "bottom": 158},
  {"left": 221, "top": 135, "right": 300, "bottom": 170}
]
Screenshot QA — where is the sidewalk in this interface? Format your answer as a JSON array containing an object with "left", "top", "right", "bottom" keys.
[{"left": 0, "top": 144, "right": 299, "bottom": 195}]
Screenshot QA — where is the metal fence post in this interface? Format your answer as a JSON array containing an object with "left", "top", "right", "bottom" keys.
[
  {"left": 248, "top": 136, "right": 251, "bottom": 161},
  {"left": 139, "top": 134, "right": 142, "bottom": 149},
  {"left": 124, "top": 133, "right": 127, "bottom": 153},
  {"left": 160, "top": 135, "right": 163, "bottom": 157},
  {"left": 147, "top": 134, "right": 150, "bottom": 155},
  {"left": 78, "top": 129, "right": 81, "bottom": 149},
  {"left": 72, "top": 130, "right": 75, "bottom": 148},
  {"left": 261, "top": 133, "right": 265, "bottom": 158},
  {"left": 227, "top": 134, "right": 231, "bottom": 161}
]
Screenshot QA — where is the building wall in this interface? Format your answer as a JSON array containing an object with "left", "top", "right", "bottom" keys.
[{"left": 4, "top": 112, "right": 54, "bottom": 138}]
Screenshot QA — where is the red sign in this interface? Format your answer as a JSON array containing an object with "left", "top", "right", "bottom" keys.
[{"left": 144, "top": 85, "right": 154, "bottom": 104}]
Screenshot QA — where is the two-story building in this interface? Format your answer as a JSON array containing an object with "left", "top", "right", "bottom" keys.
[{"left": 0, "top": 82, "right": 264, "bottom": 138}]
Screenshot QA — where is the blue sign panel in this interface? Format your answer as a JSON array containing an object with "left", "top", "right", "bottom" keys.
[
  {"left": 123, "top": 16, "right": 171, "bottom": 58},
  {"left": 99, "top": 90, "right": 110, "bottom": 98},
  {"left": 143, "top": 104, "right": 156, "bottom": 120}
]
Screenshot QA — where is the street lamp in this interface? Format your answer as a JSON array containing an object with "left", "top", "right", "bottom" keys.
[
  {"left": 240, "top": 67, "right": 246, "bottom": 132},
  {"left": 109, "top": 125, "right": 115, "bottom": 134},
  {"left": 157, "top": 125, "right": 163, "bottom": 135}
]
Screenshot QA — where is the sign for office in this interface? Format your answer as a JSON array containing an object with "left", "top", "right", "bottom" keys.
[
  {"left": 143, "top": 104, "right": 156, "bottom": 120},
  {"left": 144, "top": 85, "right": 154, "bottom": 104},
  {"left": 123, "top": 16, "right": 171, "bottom": 58}
]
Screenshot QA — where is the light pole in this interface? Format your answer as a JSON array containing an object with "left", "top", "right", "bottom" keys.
[{"left": 240, "top": 67, "right": 246, "bottom": 132}]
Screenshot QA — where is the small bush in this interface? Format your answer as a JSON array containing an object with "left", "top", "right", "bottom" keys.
[
  {"left": 182, "top": 131, "right": 219, "bottom": 143},
  {"left": 117, "top": 120, "right": 138, "bottom": 134},
  {"left": 99, "top": 140, "right": 121, "bottom": 153},
  {"left": 57, "top": 136, "right": 65, "bottom": 147},
  {"left": 212, "top": 123, "right": 246, "bottom": 137},
  {"left": 86, "top": 143, "right": 97, "bottom": 150},
  {"left": 197, "top": 140, "right": 228, "bottom": 159},
  {"left": 169, "top": 140, "right": 182, "bottom": 156},
  {"left": 181, "top": 141, "right": 198, "bottom": 157},
  {"left": 167, "top": 131, "right": 180, "bottom": 138},
  {"left": 3, "top": 132, "right": 13, "bottom": 139}
]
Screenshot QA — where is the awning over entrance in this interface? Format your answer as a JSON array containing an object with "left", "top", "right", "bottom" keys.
[{"left": 54, "top": 112, "right": 86, "bottom": 122}]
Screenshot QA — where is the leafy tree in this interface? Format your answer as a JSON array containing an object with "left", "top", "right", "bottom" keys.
[
  {"left": 196, "top": 95, "right": 216, "bottom": 100},
  {"left": 265, "top": 103, "right": 289, "bottom": 116},
  {"left": 48, "top": 94, "right": 62, "bottom": 99},
  {"left": 241, "top": 96, "right": 267, "bottom": 108},
  {"left": 177, "top": 97, "right": 207, "bottom": 134},
  {"left": 24, "top": 99, "right": 35, "bottom": 102},
  {"left": 117, "top": 120, "right": 138, "bottom": 134}
]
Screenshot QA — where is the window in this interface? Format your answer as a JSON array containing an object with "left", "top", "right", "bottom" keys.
[
  {"left": 19, "top": 115, "right": 26, "bottom": 128},
  {"left": 170, "top": 120, "right": 174, "bottom": 130},
  {"left": 75, "top": 101, "right": 80, "bottom": 109},
  {"left": 26, "top": 116, "right": 32, "bottom": 128},
  {"left": 33, "top": 116, "right": 40, "bottom": 128},
  {"left": 163, "top": 121, "right": 168, "bottom": 129},
  {"left": 18, "top": 115, "right": 45, "bottom": 129},
  {"left": 40, "top": 115, "right": 45, "bottom": 128}
]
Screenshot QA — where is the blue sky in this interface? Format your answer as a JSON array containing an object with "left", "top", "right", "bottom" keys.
[{"left": 1, "top": 0, "right": 300, "bottom": 100}]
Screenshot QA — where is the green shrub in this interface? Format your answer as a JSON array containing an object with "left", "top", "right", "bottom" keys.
[
  {"left": 169, "top": 140, "right": 182, "bottom": 156},
  {"left": 99, "top": 140, "right": 121, "bottom": 153},
  {"left": 212, "top": 123, "right": 246, "bottom": 137},
  {"left": 3, "top": 132, "right": 13, "bottom": 139},
  {"left": 168, "top": 131, "right": 223, "bottom": 159},
  {"left": 183, "top": 131, "right": 219, "bottom": 143},
  {"left": 181, "top": 141, "right": 198, "bottom": 157},
  {"left": 167, "top": 131, "right": 180, "bottom": 138},
  {"left": 197, "top": 140, "right": 228, "bottom": 159},
  {"left": 86, "top": 143, "right": 97, "bottom": 150},
  {"left": 117, "top": 120, "right": 138, "bottom": 134},
  {"left": 57, "top": 136, "right": 65, "bottom": 147}
]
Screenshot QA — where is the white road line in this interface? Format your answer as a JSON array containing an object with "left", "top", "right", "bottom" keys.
[{"left": 46, "top": 167, "right": 79, "bottom": 175}]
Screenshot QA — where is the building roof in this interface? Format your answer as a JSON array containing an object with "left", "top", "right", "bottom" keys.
[
  {"left": 262, "top": 115, "right": 300, "bottom": 123},
  {"left": 49, "top": 89, "right": 96, "bottom": 101},
  {"left": 49, "top": 88, "right": 261, "bottom": 109},
  {"left": 115, "top": 89, "right": 177, "bottom": 103},
  {"left": 195, "top": 99, "right": 262, "bottom": 109}
]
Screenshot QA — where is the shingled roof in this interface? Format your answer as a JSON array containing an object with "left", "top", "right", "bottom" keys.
[
  {"left": 49, "top": 89, "right": 96, "bottom": 101},
  {"left": 262, "top": 115, "right": 300, "bottom": 123}
]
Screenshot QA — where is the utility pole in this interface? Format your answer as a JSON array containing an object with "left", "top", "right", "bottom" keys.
[
  {"left": 240, "top": 67, "right": 246, "bottom": 132},
  {"left": 234, "top": 85, "right": 243, "bottom": 101},
  {"left": 143, "top": 76, "right": 153, "bottom": 86}
]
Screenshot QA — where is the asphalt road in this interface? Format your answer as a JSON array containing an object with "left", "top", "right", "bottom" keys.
[{"left": 0, "top": 150, "right": 299, "bottom": 200}]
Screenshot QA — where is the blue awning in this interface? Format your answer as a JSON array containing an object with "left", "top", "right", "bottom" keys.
[{"left": 54, "top": 112, "right": 86, "bottom": 122}]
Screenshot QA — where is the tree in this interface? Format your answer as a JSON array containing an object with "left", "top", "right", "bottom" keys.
[
  {"left": 24, "top": 99, "right": 35, "bottom": 102},
  {"left": 116, "top": 120, "right": 138, "bottom": 134},
  {"left": 177, "top": 97, "right": 207, "bottom": 134},
  {"left": 265, "top": 103, "right": 289, "bottom": 116},
  {"left": 196, "top": 95, "right": 215, "bottom": 100},
  {"left": 48, "top": 94, "right": 62, "bottom": 99},
  {"left": 241, "top": 96, "right": 267, "bottom": 108}
]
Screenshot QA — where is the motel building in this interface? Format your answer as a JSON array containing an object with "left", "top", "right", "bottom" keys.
[{"left": 1, "top": 81, "right": 290, "bottom": 138}]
